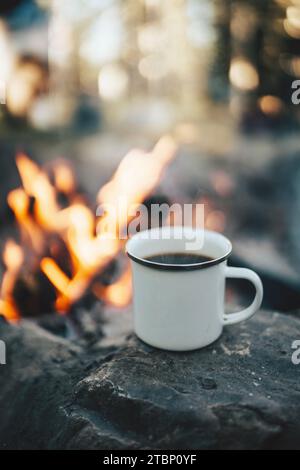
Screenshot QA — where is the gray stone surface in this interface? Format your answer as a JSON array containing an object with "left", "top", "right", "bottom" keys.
[{"left": 0, "top": 309, "right": 299, "bottom": 449}]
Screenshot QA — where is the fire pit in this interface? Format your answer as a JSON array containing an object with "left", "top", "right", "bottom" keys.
[
  {"left": 0, "top": 136, "right": 300, "bottom": 450},
  {"left": 0, "top": 136, "right": 176, "bottom": 323}
]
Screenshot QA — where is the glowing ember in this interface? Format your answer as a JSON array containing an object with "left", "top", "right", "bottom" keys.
[{"left": 0, "top": 137, "right": 176, "bottom": 321}]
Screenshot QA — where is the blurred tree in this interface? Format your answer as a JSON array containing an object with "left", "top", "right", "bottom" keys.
[
  {"left": 209, "top": 0, "right": 231, "bottom": 102},
  {"left": 211, "top": 0, "right": 300, "bottom": 131}
]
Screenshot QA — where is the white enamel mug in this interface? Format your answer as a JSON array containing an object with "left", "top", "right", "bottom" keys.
[{"left": 126, "top": 226, "right": 263, "bottom": 351}]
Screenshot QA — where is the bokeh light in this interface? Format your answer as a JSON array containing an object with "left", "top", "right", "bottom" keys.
[
  {"left": 98, "top": 63, "right": 128, "bottom": 101},
  {"left": 229, "top": 58, "right": 259, "bottom": 91}
]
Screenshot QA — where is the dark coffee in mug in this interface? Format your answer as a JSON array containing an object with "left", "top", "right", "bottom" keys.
[{"left": 145, "top": 252, "right": 213, "bottom": 265}]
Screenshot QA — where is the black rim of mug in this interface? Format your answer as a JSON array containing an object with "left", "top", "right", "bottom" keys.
[{"left": 126, "top": 250, "right": 232, "bottom": 271}]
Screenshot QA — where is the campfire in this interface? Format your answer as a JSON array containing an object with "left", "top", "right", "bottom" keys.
[{"left": 0, "top": 136, "right": 176, "bottom": 322}]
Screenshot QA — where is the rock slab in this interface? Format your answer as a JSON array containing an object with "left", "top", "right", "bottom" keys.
[{"left": 0, "top": 310, "right": 299, "bottom": 449}]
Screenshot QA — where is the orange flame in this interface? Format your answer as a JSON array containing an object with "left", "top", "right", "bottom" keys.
[
  {"left": 0, "top": 240, "right": 23, "bottom": 321},
  {"left": 95, "top": 263, "right": 132, "bottom": 308},
  {"left": 7, "top": 188, "right": 44, "bottom": 252},
  {"left": 97, "top": 136, "right": 176, "bottom": 227},
  {"left": 40, "top": 257, "right": 70, "bottom": 294},
  {"left": 16, "top": 152, "right": 61, "bottom": 231},
  {"left": 52, "top": 160, "right": 76, "bottom": 194},
  {"left": 1, "top": 136, "right": 176, "bottom": 319}
]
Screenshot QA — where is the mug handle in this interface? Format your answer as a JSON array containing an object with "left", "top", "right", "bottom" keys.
[{"left": 223, "top": 266, "right": 263, "bottom": 325}]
